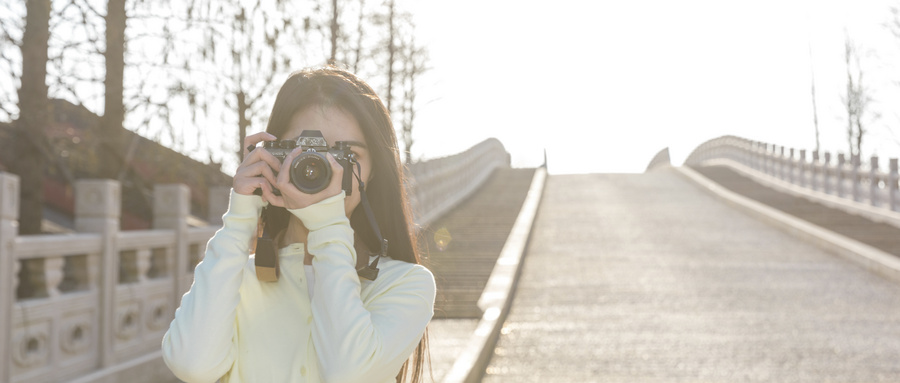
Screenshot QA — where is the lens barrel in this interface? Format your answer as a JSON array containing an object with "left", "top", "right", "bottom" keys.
[{"left": 289, "top": 152, "right": 333, "bottom": 194}]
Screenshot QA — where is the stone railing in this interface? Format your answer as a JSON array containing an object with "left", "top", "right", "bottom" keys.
[
  {"left": 684, "top": 135, "right": 900, "bottom": 212},
  {"left": 645, "top": 147, "right": 671, "bottom": 172},
  {"left": 0, "top": 177, "right": 225, "bottom": 383},
  {"left": 0, "top": 139, "right": 509, "bottom": 383},
  {"left": 407, "top": 138, "right": 510, "bottom": 228}
]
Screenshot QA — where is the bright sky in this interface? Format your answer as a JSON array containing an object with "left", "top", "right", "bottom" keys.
[{"left": 407, "top": 0, "right": 900, "bottom": 174}]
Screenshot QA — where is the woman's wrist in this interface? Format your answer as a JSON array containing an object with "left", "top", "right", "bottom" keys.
[
  {"left": 287, "top": 191, "right": 348, "bottom": 231},
  {"left": 223, "top": 189, "right": 266, "bottom": 225}
]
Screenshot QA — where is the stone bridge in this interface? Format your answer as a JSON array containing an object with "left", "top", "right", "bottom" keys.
[{"left": 3, "top": 136, "right": 900, "bottom": 383}]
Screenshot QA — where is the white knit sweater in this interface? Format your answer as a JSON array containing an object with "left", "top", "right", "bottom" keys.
[{"left": 162, "top": 191, "right": 435, "bottom": 383}]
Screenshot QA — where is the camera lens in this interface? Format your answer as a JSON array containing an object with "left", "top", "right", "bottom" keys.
[{"left": 289, "top": 152, "right": 332, "bottom": 194}]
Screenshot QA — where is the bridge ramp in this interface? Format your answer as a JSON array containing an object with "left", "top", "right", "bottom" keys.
[{"left": 484, "top": 168, "right": 900, "bottom": 382}]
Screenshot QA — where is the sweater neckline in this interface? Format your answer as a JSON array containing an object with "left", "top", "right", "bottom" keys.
[{"left": 277, "top": 243, "right": 305, "bottom": 257}]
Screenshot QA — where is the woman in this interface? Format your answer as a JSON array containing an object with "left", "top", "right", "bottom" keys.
[{"left": 162, "top": 67, "right": 435, "bottom": 383}]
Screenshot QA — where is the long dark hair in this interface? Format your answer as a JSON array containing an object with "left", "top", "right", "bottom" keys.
[{"left": 262, "top": 66, "right": 429, "bottom": 383}]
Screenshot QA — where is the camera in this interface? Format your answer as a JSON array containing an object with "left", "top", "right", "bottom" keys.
[{"left": 255, "top": 130, "right": 356, "bottom": 195}]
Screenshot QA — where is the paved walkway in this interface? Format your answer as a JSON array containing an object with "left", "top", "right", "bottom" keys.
[{"left": 483, "top": 168, "right": 900, "bottom": 382}]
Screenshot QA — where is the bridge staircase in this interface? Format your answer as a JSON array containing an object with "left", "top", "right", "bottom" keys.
[
  {"left": 423, "top": 167, "right": 536, "bottom": 319},
  {"left": 693, "top": 164, "right": 900, "bottom": 257}
]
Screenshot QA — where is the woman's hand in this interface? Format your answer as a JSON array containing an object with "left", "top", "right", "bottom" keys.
[
  {"left": 265, "top": 147, "right": 346, "bottom": 210},
  {"left": 233, "top": 132, "right": 281, "bottom": 199}
]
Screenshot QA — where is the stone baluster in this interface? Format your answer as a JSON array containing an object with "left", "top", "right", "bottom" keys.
[
  {"left": 748, "top": 142, "right": 757, "bottom": 170},
  {"left": 775, "top": 146, "right": 782, "bottom": 180},
  {"left": 870, "top": 156, "right": 880, "bottom": 207},
  {"left": 837, "top": 154, "right": 846, "bottom": 198},
  {"left": 812, "top": 151, "right": 820, "bottom": 191},
  {"left": 890, "top": 159, "right": 899, "bottom": 211},
  {"left": 0, "top": 172, "right": 19, "bottom": 383},
  {"left": 153, "top": 185, "right": 189, "bottom": 305},
  {"left": 74, "top": 179, "right": 120, "bottom": 368},
  {"left": 131, "top": 248, "right": 152, "bottom": 283},
  {"left": 24, "top": 256, "right": 65, "bottom": 298},
  {"left": 788, "top": 148, "right": 796, "bottom": 184},
  {"left": 851, "top": 155, "right": 862, "bottom": 202},
  {"left": 778, "top": 146, "right": 788, "bottom": 180},
  {"left": 824, "top": 153, "right": 832, "bottom": 195},
  {"left": 756, "top": 142, "right": 764, "bottom": 171},
  {"left": 799, "top": 150, "right": 807, "bottom": 188}
]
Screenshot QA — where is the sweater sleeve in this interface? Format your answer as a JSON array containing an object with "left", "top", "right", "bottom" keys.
[
  {"left": 290, "top": 192, "right": 436, "bottom": 383},
  {"left": 161, "top": 190, "right": 264, "bottom": 383}
]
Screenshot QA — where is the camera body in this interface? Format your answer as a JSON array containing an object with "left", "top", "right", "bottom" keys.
[{"left": 259, "top": 130, "right": 356, "bottom": 195}]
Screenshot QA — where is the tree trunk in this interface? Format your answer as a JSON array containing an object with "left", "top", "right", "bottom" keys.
[
  {"left": 352, "top": 0, "right": 365, "bottom": 73},
  {"left": 329, "top": 0, "right": 339, "bottom": 65},
  {"left": 807, "top": 41, "right": 820, "bottom": 154},
  {"left": 844, "top": 39, "right": 855, "bottom": 158},
  {"left": 385, "top": 0, "right": 395, "bottom": 115},
  {"left": 237, "top": 90, "right": 249, "bottom": 162},
  {"left": 14, "top": 0, "right": 52, "bottom": 234},
  {"left": 102, "top": 0, "right": 127, "bottom": 179},
  {"left": 404, "top": 92, "right": 415, "bottom": 165}
]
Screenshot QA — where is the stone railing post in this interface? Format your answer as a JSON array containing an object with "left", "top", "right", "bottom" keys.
[
  {"left": 755, "top": 142, "right": 764, "bottom": 171},
  {"left": 870, "top": 156, "right": 880, "bottom": 207},
  {"left": 207, "top": 186, "right": 231, "bottom": 227},
  {"left": 823, "top": 152, "right": 832, "bottom": 195},
  {"left": 799, "top": 149, "right": 807, "bottom": 187},
  {"left": 851, "top": 155, "right": 861, "bottom": 202},
  {"left": 778, "top": 146, "right": 787, "bottom": 180},
  {"left": 0, "top": 173, "right": 19, "bottom": 383},
  {"left": 788, "top": 148, "right": 796, "bottom": 184},
  {"left": 838, "top": 154, "right": 847, "bottom": 197},
  {"left": 153, "top": 185, "right": 190, "bottom": 304},
  {"left": 890, "top": 159, "right": 899, "bottom": 211},
  {"left": 812, "top": 151, "right": 820, "bottom": 191},
  {"left": 74, "top": 179, "right": 120, "bottom": 368}
]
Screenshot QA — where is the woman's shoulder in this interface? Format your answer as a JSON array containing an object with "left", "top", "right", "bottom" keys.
[{"left": 364, "top": 257, "right": 435, "bottom": 293}]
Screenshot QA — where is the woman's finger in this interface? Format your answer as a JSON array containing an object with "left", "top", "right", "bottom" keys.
[
  {"left": 236, "top": 161, "right": 279, "bottom": 186},
  {"left": 234, "top": 176, "right": 270, "bottom": 196},
  {"left": 261, "top": 186, "right": 285, "bottom": 207},
  {"left": 242, "top": 132, "right": 277, "bottom": 157},
  {"left": 239, "top": 141, "right": 283, "bottom": 172},
  {"left": 276, "top": 146, "right": 305, "bottom": 187}
]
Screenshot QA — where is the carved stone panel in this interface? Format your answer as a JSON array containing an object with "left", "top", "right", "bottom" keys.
[{"left": 11, "top": 318, "right": 51, "bottom": 376}]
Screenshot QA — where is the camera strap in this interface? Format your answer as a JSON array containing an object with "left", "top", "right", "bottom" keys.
[
  {"left": 255, "top": 217, "right": 280, "bottom": 282},
  {"left": 353, "top": 161, "right": 385, "bottom": 281},
  {"left": 254, "top": 161, "right": 384, "bottom": 282}
]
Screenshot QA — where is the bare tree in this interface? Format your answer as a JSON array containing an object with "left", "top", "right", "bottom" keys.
[
  {"left": 101, "top": 0, "right": 126, "bottom": 178},
  {"left": 329, "top": 0, "right": 339, "bottom": 64},
  {"left": 14, "top": 0, "right": 52, "bottom": 234},
  {"left": 198, "top": 0, "right": 305, "bottom": 162},
  {"left": 807, "top": 39, "right": 820, "bottom": 154},
  {"left": 0, "top": 3, "right": 25, "bottom": 122},
  {"left": 397, "top": 23, "right": 427, "bottom": 165},
  {"left": 384, "top": 0, "right": 396, "bottom": 114},
  {"left": 351, "top": 0, "right": 366, "bottom": 72},
  {"left": 841, "top": 33, "right": 876, "bottom": 158}
]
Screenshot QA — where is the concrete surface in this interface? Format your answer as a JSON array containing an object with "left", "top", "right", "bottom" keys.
[
  {"left": 483, "top": 169, "right": 900, "bottom": 382},
  {"left": 426, "top": 319, "right": 480, "bottom": 382}
]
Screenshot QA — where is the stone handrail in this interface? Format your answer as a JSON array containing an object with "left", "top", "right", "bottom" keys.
[
  {"left": 684, "top": 135, "right": 900, "bottom": 213},
  {"left": 645, "top": 147, "right": 671, "bottom": 172},
  {"left": 0, "top": 139, "right": 509, "bottom": 383},
  {"left": 407, "top": 138, "right": 510, "bottom": 228}
]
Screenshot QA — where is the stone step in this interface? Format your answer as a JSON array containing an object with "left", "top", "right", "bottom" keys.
[{"left": 693, "top": 165, "right": 900, "bottom": 256}]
